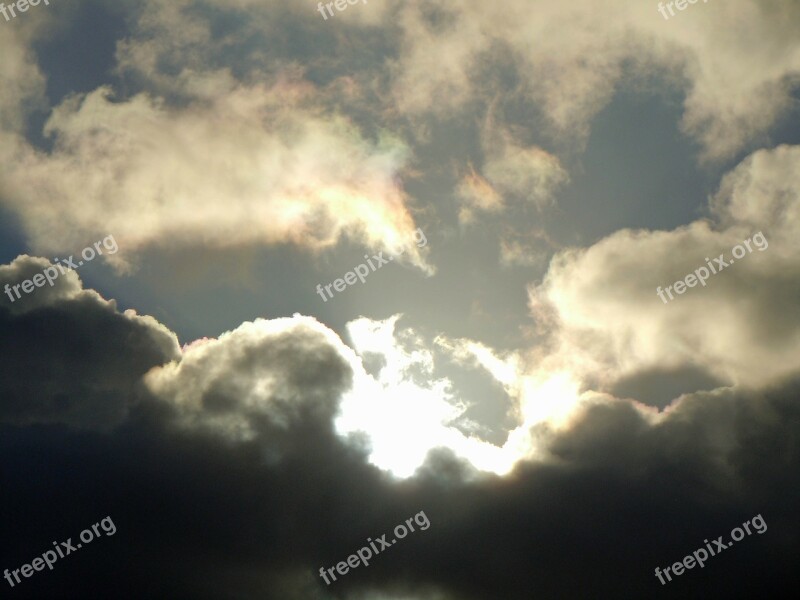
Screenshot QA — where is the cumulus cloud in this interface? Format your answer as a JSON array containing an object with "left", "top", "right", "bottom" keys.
[
  {"left": 145, "top": 315, "right": 355, "bottom": 442},
  {"left": 1, "top": 272, "right": 798, "bottom": 598},
  {"left": 0, "top": 255, "right": 84, "bottom": 314},
  {"left": 525, "top": 144, "right": 800, "bottom": 395},
  {"left": 0, "top": 256, "right": 179, "bottom": 429}
]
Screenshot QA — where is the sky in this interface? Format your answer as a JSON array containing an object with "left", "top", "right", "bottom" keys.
[{"left": 1, "top": 0, "right": 799, "bottom": 598}]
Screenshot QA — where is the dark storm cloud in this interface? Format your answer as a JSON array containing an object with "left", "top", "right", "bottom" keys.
[
  {"left": 0, "top": 255, "right": 179, "bottom": 429},
  {"left": 2, "top": 272, "right": 798, "bottom": 599}
]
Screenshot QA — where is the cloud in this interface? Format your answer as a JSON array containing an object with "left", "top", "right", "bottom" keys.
[
  {"left": 0, "top": 80, "right": 430, "bottom": 272},
  {"left": 1, "top": 273, "right": 798, "bottom": 598},
  {"left": 1, "top": 2, "right": 798, "bottom": 598},
  {"left": 525, "top": 144, "right": 800, "bottom": 394},
  {"left": 0, "top": 256, "right": 179, "bottom": 429},
  {"left": 498, "top": 229, "right": 557, "bottom": 268},
  {"left": 4, "top": 0, "right": 796, "bottom": 272},
  {"left": 388, "top": 0, "right": 800, "bottom": 160},
  {"left": 456, "top": 129, "right": 568, "bottom": 226},
  {"left": 456, "top": 167, "right": 504, "bottom": 226},
  {"left": 0, "top": 23, "right": 45, "bottom": 134},
  {"left": 145, "top": 315, "right": 355, "bottom": 443},
  {"left": 481, "top": 141, "right": 567, "bottom": 210},
  {"left": 0, "top": 255, "right": 84, "bottom": 314},
  {"left": 338, "top": 315, "right": 509, "bottom": 477}
]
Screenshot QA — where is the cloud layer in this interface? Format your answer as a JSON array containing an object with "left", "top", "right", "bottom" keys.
[
  {"left": 1, "top": 1, "right": 799, "bottom": 598},
  {"left": 1, "top": 260, "right": 799, "bottom": 598}
]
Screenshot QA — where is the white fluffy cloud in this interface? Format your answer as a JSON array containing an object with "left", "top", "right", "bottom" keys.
[
  {"left": 389, "top": 0, "right": 800, "bottom": 160},
  {"left": 2, "top": 0, "right": 796, "bottom": 271},
  {"left": 0, "top": 79, "right": 431, "bottom": 272},
  {"left": 527, "top": 144, "right": 800, "bottom": 391},
  {"left": 145, "top": 315, "right": 356, "bottom": 442}
]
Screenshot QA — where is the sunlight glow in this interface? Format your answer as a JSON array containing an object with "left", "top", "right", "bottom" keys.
[{"left": 335, "top": 318, "right": 585, "bottom": 478}]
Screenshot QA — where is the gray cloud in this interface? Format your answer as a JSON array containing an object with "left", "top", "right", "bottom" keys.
[
  {"left": 0, "top": 255, "right": 179, "bottom": 429},
  {"left": 1, "top": 285, "right": 797, "bottom": 598}
]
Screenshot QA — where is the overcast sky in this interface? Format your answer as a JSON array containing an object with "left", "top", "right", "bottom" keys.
[{"left": 1, "top": 0, "right": 800, "bottom": 598}]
